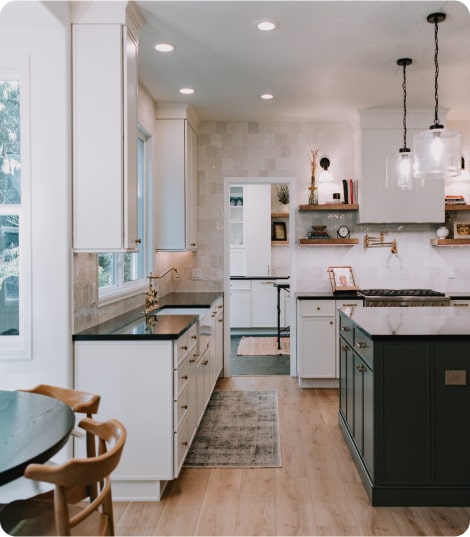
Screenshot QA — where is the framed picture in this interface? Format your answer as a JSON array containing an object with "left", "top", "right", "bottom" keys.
[
  {"left": 453, "top": 221, "right": 470, "bottom": 238},
  {"left": 272, "top": 221, "right": 287, "bottom": 241},
  {"left": 327, "top": 266, "right": 358, "bottom": 293}
]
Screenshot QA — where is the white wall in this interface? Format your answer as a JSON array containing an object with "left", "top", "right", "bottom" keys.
[{"left": 0, "top": 2, "right": 72, "bottom": 389}]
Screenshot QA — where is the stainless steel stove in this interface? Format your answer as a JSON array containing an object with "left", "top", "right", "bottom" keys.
[{"left": 358, "top": 289, "right": 450, "bottom": 307}]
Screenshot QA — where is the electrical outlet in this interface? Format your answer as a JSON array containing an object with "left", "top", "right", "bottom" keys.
[
  {"left": 448, "top": 267, "right": 455, "bottom": 279},
  {"left": 445, "top": 370, "right": 467, "bottom": 386},
  {"left": 192, "top": 268, "right": 202, "bottom": 280}
]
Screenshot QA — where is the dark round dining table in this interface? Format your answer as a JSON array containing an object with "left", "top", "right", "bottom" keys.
[{"left": 0, "top": 390, "right": 75, "bottom": 486}]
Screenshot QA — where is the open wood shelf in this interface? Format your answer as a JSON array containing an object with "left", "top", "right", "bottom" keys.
[
  {"left": 430, "top": 238, "right": 470, "bottom": 246},
  {"left": 299, "top": 203, "right": 358, "bottom": 211},
  {"left": 271, "top": 240, "right": 289, "bottom": 245},
  {"left": 299, "top": 238, "right": 359, "bottom": 246},
  {"left": 271, "top": 212, "right": 289, "bottom": 218},
  {"left": 445, "top": 204, "right": 470, "bottom": 211}
]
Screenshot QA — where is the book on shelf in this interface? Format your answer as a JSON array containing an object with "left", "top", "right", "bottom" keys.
[
  {"left": 445, "top": 195, "right": 466, "bottom": 205},
  {"left": 341, "top": 179, "right": 357, "bottom": 205}
]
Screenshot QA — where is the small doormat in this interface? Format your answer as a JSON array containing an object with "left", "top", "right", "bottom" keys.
[
  {"left": 184, "top": 390, "right": 282, "bottom": 468},
  {"left": 237, "top": 336, "right": 290, "bottom": 356}
]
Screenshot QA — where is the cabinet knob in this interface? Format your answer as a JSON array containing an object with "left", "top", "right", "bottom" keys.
[
  {"left": 181, "top": 345, "right": 188, "bottom": 351},
  {"left": 218, "top": 318, "right": 223, "bottom": 322},
  {"left": 181, "top": 375, "right": 188, "bottom": 381},
  {"left": 202, "top": 360, "right": 209, "bottom": 365},
  {"left": 316, "top": 307, "right": 321, "bottom": 311},
  {"left": 356, "top": 364, "right": 366, "bottom": 372},
  {"left": 355, "top": 341, "right": 367, "bottom": 349},
  {"left": 329, "top": 321, "right": 333, "bottom": 325},
  {"left": 341, "top": 345, "right": 349, "bottom": 351},
  {"left": 190, "top": 243, "right": 197, "bottom": 247},
  {"left": 340, "top": 326, "right": 351, "bottom": 332},
  {"left": 181, "top": 404, "right": 188, "bottom": 410},
  {"left": 135, "top": 238, "right": 142, "bottom": 244},
  {"left": 218, "top": 305, "right": 223, "bottom": 309},
  {"left": 182, "top": 441, "right": 188, "bottom": 447},
  {"left": 191, "top": 335, "right": 197, "bottom": 339}
]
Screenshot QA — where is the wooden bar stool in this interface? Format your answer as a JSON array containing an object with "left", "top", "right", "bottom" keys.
[{"left": 0, "top": 418, "right": 126, "bottom": 536}]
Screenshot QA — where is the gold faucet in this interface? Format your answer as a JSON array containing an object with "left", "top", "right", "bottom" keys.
[{"left": 145, "top": 268, "right": 180, "bottom": 318}]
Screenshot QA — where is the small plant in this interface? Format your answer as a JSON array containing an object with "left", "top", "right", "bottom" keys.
[{"left": 277, "top": 184, "right": 290, "bottom": 205}]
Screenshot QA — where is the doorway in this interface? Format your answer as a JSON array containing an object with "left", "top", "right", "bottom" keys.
[{"left": 223, "top": 177, "right": 296, "bottom": 378}]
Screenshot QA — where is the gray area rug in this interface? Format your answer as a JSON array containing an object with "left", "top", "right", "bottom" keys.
[{"left": 184, "top": 390, "right": 282, "bottom": 468}]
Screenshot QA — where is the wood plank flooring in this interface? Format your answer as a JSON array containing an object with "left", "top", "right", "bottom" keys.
[{"left": 114, "top": 375, "right": 470, "bottom": 536}]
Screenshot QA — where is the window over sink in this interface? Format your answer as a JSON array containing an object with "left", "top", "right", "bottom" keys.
[{"left": 98, "top": 128, "right": 151, "bottom": 304}]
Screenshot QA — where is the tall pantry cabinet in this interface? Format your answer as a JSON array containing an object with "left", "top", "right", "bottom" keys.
[{"left": 72, "top": 5, "right": 144, "bottom": 251}]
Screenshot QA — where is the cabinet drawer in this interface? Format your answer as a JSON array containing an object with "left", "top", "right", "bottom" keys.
[
  {"left": 174, "top": 386, "right": 189, "bottom": 432},
  {"left": 353, "top": 327, "right": 373, "bottom": 369},
  {"left": 339, "top": 313, "right": 355, "bottom": 345},
  {"left": 174, "top": 416, "right": 189, "bottom": 477},
  {"left": 174, "top": 323, "right": 198, "bottom": 367},
  {"left": 299, "top": 299, "right": 335, "bottom": 316},
  {"left": 174, "top": 359, "right": 190, "bottom": 398},
  {"left": 230, "top": 279, "right": 251, "bottom": 291}
]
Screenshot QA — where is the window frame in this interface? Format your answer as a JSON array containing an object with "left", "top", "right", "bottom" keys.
[
  {"left": 98, "top": 126, "right": 152, "bottom": 306},
  {"left": 0, "top": 58, "right": 32, "bottom": 360}
]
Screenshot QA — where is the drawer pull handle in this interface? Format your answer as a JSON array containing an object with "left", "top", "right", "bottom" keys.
[
  {"left": 340, "top": 326, "right": 351, "bottom": 332},
  {"left": 181, "top": 345, "right": 188, "bottom": 351},
  {"left": 341, "top": 345, "right": 349, "bottom": 351},
  {"left": 218, "top": 305, "right": 223, "bottom": 308},
  {"left": 191, "top": 335, "right": 197, "bottom": 339},
  {"left": 181, "top": 375, "right": 188, "bottom": 381},
  {"left": 218, "top": 318, "right": 223, "bottom": 322},
  {"left": 355, "top": 341, "right": 367, "bottom": 349},
  {"left": 181, "top": 404, "right": 188, "bottom": 410},
  {"left": 182, "top": 441, "right": 188, "bottom": 447},
  {"left": 190, "top": 353, "right": 199, "bottom": 363},
  {"left": 212, "top": 313, "right": 216, "bottom": 317},
  {"left": 356, "top": 364, "right": 366, "bottom": 372},
  {"left": 202, "top": 360, "right": 209, "bottom": 365},
  {"left": 454, "top": 303, "right": 469, "bottom": 307},
  {"left": 342, "top": 303, "right": 357, "bottom": 307}
]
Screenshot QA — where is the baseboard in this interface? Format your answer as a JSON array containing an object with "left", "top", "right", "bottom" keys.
[{"left": 298, "top": 378, "right": 339, "bottom": 388}]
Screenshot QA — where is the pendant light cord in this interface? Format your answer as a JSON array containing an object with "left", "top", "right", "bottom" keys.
[
  {"left": 402, "top": 62, "right": 408, "bottom": 150},
  {"left": 433, "top": 16, "right": 440, "bottom": 126}
]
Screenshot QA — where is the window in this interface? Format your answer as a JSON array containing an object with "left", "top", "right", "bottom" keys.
[
  {"left": 98, "top": 129, "right": 151, "bottom": 302},
  {"left": 0, "top": 67, "right": 32, "bottom": 359}
]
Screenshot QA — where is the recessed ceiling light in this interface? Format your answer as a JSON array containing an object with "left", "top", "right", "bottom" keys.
[
  {"left": 255, "top": 20, "right": 279, "bottom": 31},
  {"left": 261, "top": 93, "right": 274, "bottom": 100},
  {"left": 179, "top": 88, "right": 195, "bottom": 95},
  {"left": 154, "top": 43, "right": 174, "bottom": 52}
]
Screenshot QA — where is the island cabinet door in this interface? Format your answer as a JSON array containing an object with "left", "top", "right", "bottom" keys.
[
  {"left": 352, "top": 352, "right": 374, "bottom": 478},
  {"left": 379, "top": 342, "right": 430, "bottom": 485},
  {"left": 433, "top": 342, "right": 470, "bottom": 485},
  {"left": 339, "top": 338, "right": 354, "bottom": 431}
]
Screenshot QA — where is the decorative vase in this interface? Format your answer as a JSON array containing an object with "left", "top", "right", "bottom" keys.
[
  {"left": 308, "top": 176, "right": 318, "bottom": 205},
  {"left": 436, "top": 225, "right": 449, "bottom": 239}
]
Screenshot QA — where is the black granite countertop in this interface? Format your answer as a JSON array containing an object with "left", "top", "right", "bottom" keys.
[
  {"left": 296, "top": 291, "right": 362, "bottom": 300},
  {"left": 73, "top": 292, "right": 223, "bottom": 341},
  {"left": 341, "top": 306, "right": 470, "bottom": 339},
  {"left": 230, "top": 276, "right": 289, "bottom": 280}
]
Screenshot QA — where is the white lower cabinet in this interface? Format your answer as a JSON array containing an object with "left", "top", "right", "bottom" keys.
[
  {"left": 230, "top": 280, "right": 252, "bottom": 327},
  {"left": 297, "top": 298, "right": 362, "bottom": 387},
  {"left": 75, "top": 320, "right": 204, "bottom": 501}
]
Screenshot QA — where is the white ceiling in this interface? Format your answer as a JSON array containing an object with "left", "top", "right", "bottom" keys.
[{"left": 136, "top": 0, "right": 470, "bottom": 124}]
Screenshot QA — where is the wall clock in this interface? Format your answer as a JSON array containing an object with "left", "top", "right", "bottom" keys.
[{"left": 337, "top": 225, "right": 350, "bottom": 239}]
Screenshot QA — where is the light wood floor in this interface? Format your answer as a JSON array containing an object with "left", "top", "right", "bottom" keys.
[{"left": 114, "top": 375, "right": 470, "bottom": 536}]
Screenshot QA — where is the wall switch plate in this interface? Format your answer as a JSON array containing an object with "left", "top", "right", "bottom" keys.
[
  {"left": 448, "top": 267, "right": 455, "bottom": 279},
  {"left": 192, "top": 268, "right": 202, "bottom": 280}
]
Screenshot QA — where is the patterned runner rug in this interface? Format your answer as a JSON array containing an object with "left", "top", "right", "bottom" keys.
[
  {"left": 184, "top": 390, "right": 282, "bottom": 468},
  {"left": 237, "top": 336, "right": 290, "bottom": 356}
]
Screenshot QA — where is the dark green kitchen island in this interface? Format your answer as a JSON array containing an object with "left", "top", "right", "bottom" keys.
[{"left": 338, "top": 306, "right": 470, "bottom": 506}]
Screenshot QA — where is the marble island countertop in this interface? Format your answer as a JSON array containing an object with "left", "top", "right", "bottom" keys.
[
  {"left": 342, "top": 306, "right": 470, "bottom": 338},
  {"left": 73, "top": 292, "right": 223, "bottom": 341}
]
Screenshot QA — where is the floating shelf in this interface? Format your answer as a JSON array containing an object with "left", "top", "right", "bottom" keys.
[
  {"left": 299, "top": 203, "right": 358, "bottom": 211},
  {"left": 430, "top": 238, "right": 470, "bottom": 246},
  {"left": 299, "top": 238, "right": 359, "bottom": 246},
  {"left": 445, "top": 204, "right": 470, "bottom": 211},
  {"left": 272, "top": 240, "right": 289, "bottom": 246},
  {"left": 271, "top": 212, "right": 289, "bottom": 218}
]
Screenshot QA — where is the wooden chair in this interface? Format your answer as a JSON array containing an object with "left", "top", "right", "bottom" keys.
[
  {"left": 20, "top": 385, "right": 101, "bottom": 458},
  {"left": 0, "top": 418, "right": 126, "bottom": 536}
]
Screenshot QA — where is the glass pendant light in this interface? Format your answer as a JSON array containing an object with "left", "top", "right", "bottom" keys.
[
  {"left": 413, "top": 13, "right": 461, "bottom": 181},
  {"left": 386, "top": 58, "right": 413, "bottom": 190}
]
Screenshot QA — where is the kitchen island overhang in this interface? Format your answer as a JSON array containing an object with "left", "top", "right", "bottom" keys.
[{"left": 338, "top": 306, "right": 470, "bottom": 507}]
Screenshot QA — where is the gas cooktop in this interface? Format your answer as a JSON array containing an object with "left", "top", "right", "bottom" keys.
[{"left": 359, "top": 289, "right": 446, "bottom": 297}]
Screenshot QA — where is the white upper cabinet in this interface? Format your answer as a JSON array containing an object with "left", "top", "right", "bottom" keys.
[
  {"left": 358, "top": 109, "right": 445, "bottom": 224},
  {"left": 72, "top": 23, "right": 140, "bottom": 252},
  {"left": 155, "top": 114, "right": 198, "bottom": 251}
]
